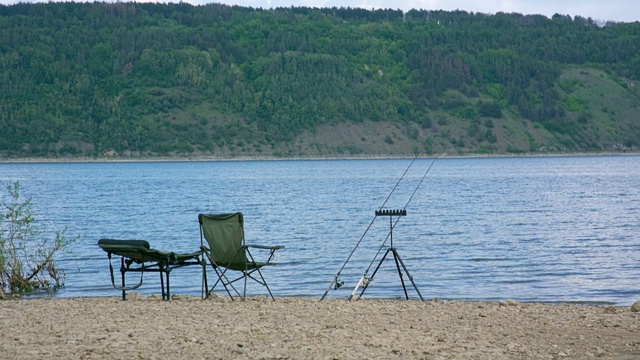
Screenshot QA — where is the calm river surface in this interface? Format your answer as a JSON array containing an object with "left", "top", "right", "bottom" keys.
[{"left": 1, "top": 156, "right": 638, "bottom": 305}]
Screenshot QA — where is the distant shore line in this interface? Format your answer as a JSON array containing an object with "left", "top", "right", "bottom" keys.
[{"left": 1, "top": 151, "right": 639, "bottom": 164}]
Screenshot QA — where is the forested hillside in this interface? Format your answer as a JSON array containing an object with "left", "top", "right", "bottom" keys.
[{"left": 1, "top": 2, "right": 639, "bottom": 159}]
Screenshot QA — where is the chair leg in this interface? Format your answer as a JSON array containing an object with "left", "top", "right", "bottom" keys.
[
  {"left": 120, "top": 257, "right": 127, "bottom": 301},
  {"left": 216, "top": 267, "right": 243, "bottom": 300},
  {"left": 253, "top": 267, "right": 276, "bottom": 300},
  {"left": 165, "top": 271, "right": 171, "bottom": 301},
  {"left": 245, "top": 249, "right": 276, "bottom": 301},
  {"left": 202, "top": 259, "right": 208, "bottom": 300},
  {"left": 203, "top": 252, "right": 242, "bottom": 300},
  {"left": 205, "top": 267, "right": 233, "bottom": 299},
  {"left": 243, "top": 270, "right": 247, "bottom": 301},
  {"left": 159, "top": 271, "right": 166, "bottom": 300}
]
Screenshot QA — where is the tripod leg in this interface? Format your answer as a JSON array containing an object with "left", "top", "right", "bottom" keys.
[
  {"left": 390, "top": 248, "right": 410, "bottom": 300},
  {"left": 394, "top": 250, "right": 425, "bottom": 301},
  {"left": 358, "top": 248, "right": 391, "bottom": 299}
]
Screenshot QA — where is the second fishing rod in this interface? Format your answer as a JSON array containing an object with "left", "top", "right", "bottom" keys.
[{"left": 319, "top": 150, "right": 439, "bottom": 301}]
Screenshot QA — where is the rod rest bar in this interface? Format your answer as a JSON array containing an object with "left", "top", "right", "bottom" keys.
[{"left": 375, "top": 209, "right": 407, "bottom": 216}]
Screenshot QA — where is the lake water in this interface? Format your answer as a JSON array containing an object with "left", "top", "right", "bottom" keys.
[{"left": 1, "top": 156, "right": 638, "bottom": 305}]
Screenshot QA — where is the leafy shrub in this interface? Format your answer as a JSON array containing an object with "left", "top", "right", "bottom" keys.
[{"left": 0, "top": 182, "right": 78, "bottom": 293}]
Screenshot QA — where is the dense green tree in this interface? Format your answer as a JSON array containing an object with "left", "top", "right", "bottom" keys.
[{"left": 0, "top": 3, "right": 639, "bottom": 157}]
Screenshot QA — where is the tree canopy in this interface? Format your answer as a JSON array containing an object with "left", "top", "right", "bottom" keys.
[{"left": 1, "top": 2, "right": 639, "bottom": 158}]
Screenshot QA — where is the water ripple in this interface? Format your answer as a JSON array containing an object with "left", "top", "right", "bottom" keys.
[{"left": 1, "top": 156, "right": 639, "bottom": 305}]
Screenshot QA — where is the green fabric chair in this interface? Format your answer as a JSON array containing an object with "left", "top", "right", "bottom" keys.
[
  {"left": 199, "top": 213, "right": 284, "bottom": 300},
  {"left": 97, "top": 239, "right": 203, "bottom": 300}
]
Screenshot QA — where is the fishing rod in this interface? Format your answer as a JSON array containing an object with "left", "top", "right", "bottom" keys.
[
  {"left": 320, "top": 150, "right": 427, "bottom": 301},
  {"left": 348, "top": 152, "right": 439, "bottom": 301}
]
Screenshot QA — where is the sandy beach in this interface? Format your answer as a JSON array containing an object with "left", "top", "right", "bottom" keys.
[{"left": 1, "top": 295, "right": 639, "bottom": 360}]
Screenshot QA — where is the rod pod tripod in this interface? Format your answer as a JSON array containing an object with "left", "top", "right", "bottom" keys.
[{"left": 357, "top": 209, "right": 424, "bottom": 300}]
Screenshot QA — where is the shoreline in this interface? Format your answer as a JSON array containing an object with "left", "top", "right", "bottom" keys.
[
  {"left": 1, "top": 295, "right": 639, "bottom": 359},
  {"left": 1, "top": 151, "right": 639, "bottom": 164},
  {"left": 6, "top": 291, "right": 637, "bottom": 307}
]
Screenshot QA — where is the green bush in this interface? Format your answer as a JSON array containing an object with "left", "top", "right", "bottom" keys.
[{"left": 0, "top": 182, "right": 78, "bottom": 294}]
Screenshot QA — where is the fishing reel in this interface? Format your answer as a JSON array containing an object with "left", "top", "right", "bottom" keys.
[{"left": 334, "top": 279, "right": 344, "bottom": 290}]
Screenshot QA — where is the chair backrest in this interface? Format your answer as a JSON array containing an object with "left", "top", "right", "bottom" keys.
[{"left": 199, "top": 213, "right": 247, "bottom": 268}]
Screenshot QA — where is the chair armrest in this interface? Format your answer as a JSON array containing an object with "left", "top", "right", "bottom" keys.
[{"left": 246, "top": 244, "right": 284, "bottom": 250}]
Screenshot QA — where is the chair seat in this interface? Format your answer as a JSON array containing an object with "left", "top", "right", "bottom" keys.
[
  {"left": 224, "top": 261, "right": 267, "bottom": 271},
  {"left": 97, "top": 238, "right": 203, "bottom": 300},
  {"left": 98, "top": 239, "right": 202, "bottom": 264}
]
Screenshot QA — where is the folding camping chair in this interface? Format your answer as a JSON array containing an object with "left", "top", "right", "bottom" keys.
[
  {"left": 97, "top": 239, "right": 203, "bottom": 300},
  {"left": 199, "top": 213, "right": 284, "bottom": 300}
]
